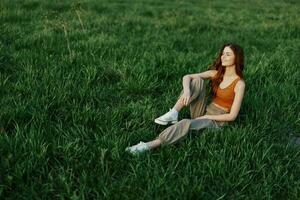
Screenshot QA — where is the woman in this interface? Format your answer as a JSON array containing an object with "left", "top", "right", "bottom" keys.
[{"left": 126, "top": 43, "right": 246, "bottom": 154}]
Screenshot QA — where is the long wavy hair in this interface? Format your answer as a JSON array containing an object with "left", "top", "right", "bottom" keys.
[{"left": 209, "top": 43, "right": 245, "bottom": 97}]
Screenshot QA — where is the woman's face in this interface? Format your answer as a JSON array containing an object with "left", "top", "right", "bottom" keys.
[{"left": 221, "top": 46, "right": 235, "bottom": 67}]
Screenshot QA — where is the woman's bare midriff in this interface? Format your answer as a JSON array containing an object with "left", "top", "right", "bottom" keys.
[{"left": 212, "top": 102, "right": 229, "bottom": 112}]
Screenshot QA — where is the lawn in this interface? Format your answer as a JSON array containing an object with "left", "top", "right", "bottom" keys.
[{"left": 0, "top": 0, "right": 299, "bottom": 199}]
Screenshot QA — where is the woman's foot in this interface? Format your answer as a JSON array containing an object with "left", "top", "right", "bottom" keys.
[
  {"left": 154, "top": 108, "right": 178, "bottom": 125},
  {"left": 125, "top": 141, "right": 150, "bottom": 155}
]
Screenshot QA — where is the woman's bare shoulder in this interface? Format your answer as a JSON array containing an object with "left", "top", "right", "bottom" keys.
[
  {"left": 237, "top": 78, "right": 245, "bottom": 85},
  {"left": 235, "top": 79, "right": 246, "bottom": 92}
]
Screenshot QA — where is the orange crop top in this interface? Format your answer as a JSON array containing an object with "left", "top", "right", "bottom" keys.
[{"left": 212, "top": 77, "right": 241, "bottom": 111}]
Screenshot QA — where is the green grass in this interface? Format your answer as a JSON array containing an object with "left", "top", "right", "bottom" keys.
[{"left": 0, "top": 0, "right": 299, "bottom": 199}]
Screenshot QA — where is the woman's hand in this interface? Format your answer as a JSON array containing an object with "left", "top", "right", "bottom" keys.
[{"left": 180, "top": 91, "right": 191, "bottom": 106}]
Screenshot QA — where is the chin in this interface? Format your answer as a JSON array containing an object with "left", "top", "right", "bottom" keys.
[{"left": 223, "top": 64, "right": 233, "bottom": 67}]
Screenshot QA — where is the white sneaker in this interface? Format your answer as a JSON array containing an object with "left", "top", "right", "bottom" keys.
[
  {"left": 154, "top": 109, "right": 178, "bottom": 125},
  {"left": 125, "top": 141, "right": 149, "bottom": 155}
]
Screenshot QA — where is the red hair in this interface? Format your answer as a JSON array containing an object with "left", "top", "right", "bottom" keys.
[{"left": 209, "top": 43, "right": 245, "bottom": 97}]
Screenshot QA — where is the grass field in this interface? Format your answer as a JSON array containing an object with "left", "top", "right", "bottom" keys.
[{"left": 0, "top": 0, "right": 300, "bottom": 199}]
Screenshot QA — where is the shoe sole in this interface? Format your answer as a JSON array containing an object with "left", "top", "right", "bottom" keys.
[
  {"left": 125, "top": 148, "right": 147, "bottom": 155},
  {"left": 154, "top": 119, "right": 178, "bottom": 125}
]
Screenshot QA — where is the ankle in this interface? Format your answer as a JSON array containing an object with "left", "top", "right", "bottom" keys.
[
  {"left": 170, "top": 108, "right": 179, "bottom": 116},
  {"left": 146, "top": 139, "right": 161, "bottom": 149},
  {"left": 173, "top": 103, "right": 184, "bottom": 112},
  {"left": 171, "top": 108, "right": 178, "bottom": 113}
]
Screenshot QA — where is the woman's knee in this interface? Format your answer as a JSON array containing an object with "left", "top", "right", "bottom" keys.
[{"left": 190, "top": 77, "right": 204, "bottom": 86}]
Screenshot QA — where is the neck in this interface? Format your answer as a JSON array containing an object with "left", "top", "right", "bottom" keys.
[{"left": 224, "top": 65, "right": 237, "bottom": 77}]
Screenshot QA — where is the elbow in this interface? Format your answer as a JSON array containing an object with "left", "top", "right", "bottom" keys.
[{"left": 228, "top": 114, "right": 237, "bottom": 121}]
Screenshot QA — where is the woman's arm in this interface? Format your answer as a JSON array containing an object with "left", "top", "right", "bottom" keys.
[
  {"left": 182, "top": 70, "right": 217, "bottom": 93},
  {"left": 197, "top": 80, "right": 246, "bottom": 121},
  {"left": 180, "top": 70, "right": 217, "bottom": 106},
  {"left": 183, "top": 70, "right": 217, "bottom": 81}
]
